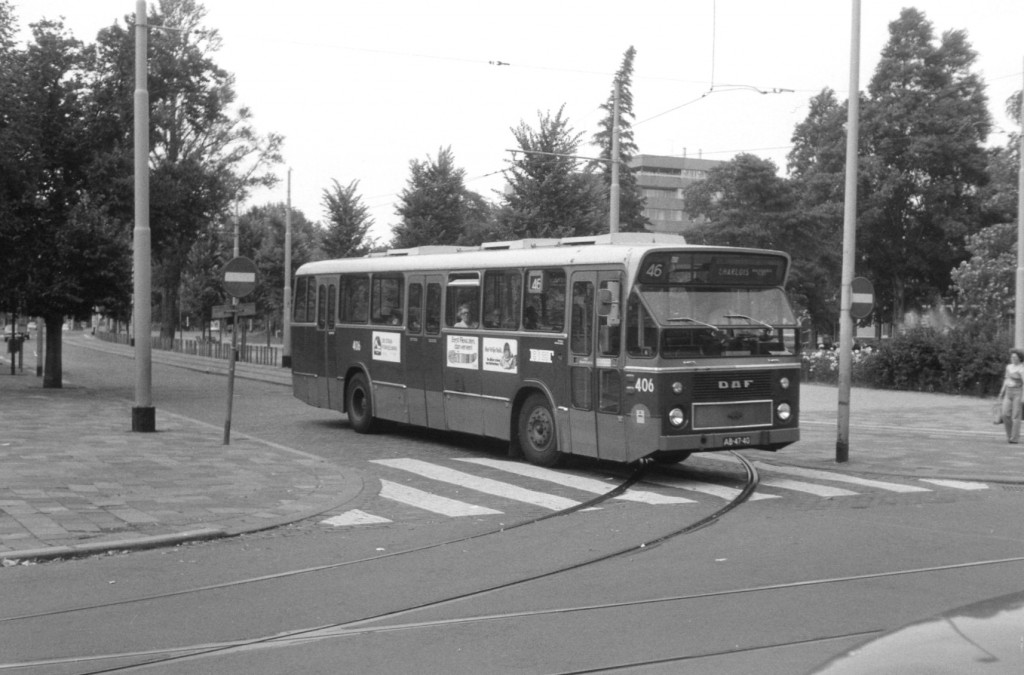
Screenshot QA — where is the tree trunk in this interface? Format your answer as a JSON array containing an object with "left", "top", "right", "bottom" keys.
[
  {"left": 43, "top": 314, "right": 63, "bottom": 389},
  {"left": 892, "top": 277, "right": 906, "bottom": 328}
]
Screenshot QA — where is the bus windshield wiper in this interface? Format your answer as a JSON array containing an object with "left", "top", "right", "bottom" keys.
[
  {"left": 666, "top": 316, "right": 720, "bottom": 332},
  {"left": 724, "top": 314, "right": 773, "bottom": 333}
]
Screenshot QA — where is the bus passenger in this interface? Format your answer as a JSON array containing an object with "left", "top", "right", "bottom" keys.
[{"left": 455, "top": 304, "right": 476, "bottom": 328}]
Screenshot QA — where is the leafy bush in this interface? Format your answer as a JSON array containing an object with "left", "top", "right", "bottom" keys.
[{"left": 802, "top": 327, "right": 1008, "bottom": 396}]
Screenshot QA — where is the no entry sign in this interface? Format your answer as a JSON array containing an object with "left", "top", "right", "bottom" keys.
[
  {"left": 850, "top": 276, "right": 874, "bottom": 319},
  {"left": 222, "top": 257, "right": 257, "bottom": 298}
]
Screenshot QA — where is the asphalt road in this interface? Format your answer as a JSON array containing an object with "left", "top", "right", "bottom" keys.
[{"left": 3, "top": 343, "right": 1024, "bottom": 674}]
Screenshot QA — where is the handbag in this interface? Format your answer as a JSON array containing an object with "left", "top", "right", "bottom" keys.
[{"left": 993, "top": 402, "right": 1004, "bottom": 425}]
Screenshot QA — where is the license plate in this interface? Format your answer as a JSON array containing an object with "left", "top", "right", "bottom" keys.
[{"left": 722, "top": 435, "right": 752, "bottom": 447}]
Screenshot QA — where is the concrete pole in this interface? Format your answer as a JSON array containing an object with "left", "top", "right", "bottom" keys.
[
  {"left": 836, "top": 0, "right": 861, "bottom": 462},
  {"left": 282, "top": 168, "right": 293, "bottom": 368},
  {"left": 132, "top": 0, "right": 155, "bottom": 432},
  {"left": 1015, "top": 59, "right": 1024, "bottom": 349},
  {"left": 609, "top": 80, "right": 621, "bottom": 234}
]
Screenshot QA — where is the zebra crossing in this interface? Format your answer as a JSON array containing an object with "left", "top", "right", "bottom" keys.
[{"left": 319, "top": 455, "right": 991, "bottom": 528}]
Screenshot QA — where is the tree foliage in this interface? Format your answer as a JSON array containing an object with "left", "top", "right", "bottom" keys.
[
  {"left": 590, "top": 46, "right": 648, "bottom": 232},
  {"left": 390, "top": 146, "right": 483, "bottom": 248},
  {"left": 859, "top": 7, "right": 991, "bottom": 324},
  {"left": 90, "top": 0, "right": 282, "bottom": 339},
  {"left": 321, "top": 179, "right": 375, "bottom": 258},
  {"left": 497, "top": 107, "right": 605, "bottom": 239}
]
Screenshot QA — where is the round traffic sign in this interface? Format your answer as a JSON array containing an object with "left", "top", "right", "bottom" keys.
[
  {"left": 850, "top": 276, "right": 874, "bottom": 319},
  {"left": 222, "top": 256, "right": 257, "bottom": 298}
]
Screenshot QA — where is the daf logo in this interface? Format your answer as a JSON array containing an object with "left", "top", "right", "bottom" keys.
[{"left": 718, "top": 379, "right": 754, "bottom": 390}]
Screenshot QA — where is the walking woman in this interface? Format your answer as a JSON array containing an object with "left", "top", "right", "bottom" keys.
[{"left": 999, "top": 348, "right": 1024, "bottom": 443}]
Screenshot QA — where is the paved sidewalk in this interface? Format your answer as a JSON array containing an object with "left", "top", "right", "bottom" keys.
[
  {"left": 1, "top": 332, "right": 1021, "bottom": 563},
  {"left": 0, "top": 335, "right": 361, "bottom": 562}
]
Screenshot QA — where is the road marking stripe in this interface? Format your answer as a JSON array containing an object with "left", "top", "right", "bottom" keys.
[
  {"left": 379, "top": 479, "right": 504, "bottom": 516},
  {"left": 646, "top": 477, "right": 779, "bottom": 501},
  {"left": 919, "top": 478, "right": 989, "bottom": 491},
  {"left": 456, "top": 458, "right": 695, "bottom": 504},
  {"left": 372, "top": 458, "right": 580, "bottom": 511},
  {"left": 754, "top": 463, "right": 931, "bottom": 493},
  {"left": 758, "top": 477, "right": 859, "bottom": 498},
  {"left": 321, "top": 510, "right": 392, "bottom": 526}
]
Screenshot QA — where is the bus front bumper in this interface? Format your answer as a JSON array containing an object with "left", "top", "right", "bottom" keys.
[{"left": 657, "top": 426, "right": 800, "bottom": 452}]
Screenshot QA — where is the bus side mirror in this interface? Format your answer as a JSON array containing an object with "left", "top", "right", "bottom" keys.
[{"left": 598, "top": 282, "right": 621, "bottom": 326}]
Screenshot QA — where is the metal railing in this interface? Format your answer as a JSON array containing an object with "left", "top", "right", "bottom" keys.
[{"left": 95, "top": 331, "right": 279, "bottom": 367}]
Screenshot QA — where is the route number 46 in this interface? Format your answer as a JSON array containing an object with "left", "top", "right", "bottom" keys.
[{"left": 644, "top": 263, "right": 664, "bottom": 279}]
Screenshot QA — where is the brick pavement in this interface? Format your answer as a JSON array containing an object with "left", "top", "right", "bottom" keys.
[{"left": 0, "top": 336, "right": 359, "bottom": 562}]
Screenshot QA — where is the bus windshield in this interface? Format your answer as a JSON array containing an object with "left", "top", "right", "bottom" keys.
[{"left": 639, "top": 286, "right": 797, "bottom": 328}]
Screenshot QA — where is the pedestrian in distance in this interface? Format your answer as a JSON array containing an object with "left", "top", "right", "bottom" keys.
[{"left": 999, "top": 348, "right": 1024, "bottom": 443}]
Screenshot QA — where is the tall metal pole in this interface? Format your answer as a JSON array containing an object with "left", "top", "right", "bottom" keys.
[
  {"left": 609, "top": 79, "right": 621, "bottom": 234},
  {"left": 132, "top": 0, "right": 155, "bottom": 432},
  {"left": 836, "top": 0, "right": 861, "bottom": 462},
  {"left": 282, "top": 168, "right": 293, "bottom": 368},
  {"left": 1015, "top": 59, "right": 1024, "bottom": 349}
]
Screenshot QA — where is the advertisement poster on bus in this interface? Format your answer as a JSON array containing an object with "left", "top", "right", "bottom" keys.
[
  {"left": 446, "top": 335, "right": 478, "bottom": 370},
  {"left": 372, "top": 331, "right": 401, "bottom": 363},
  {"left": 482, "top": 338, "right": 518, "bottom": 373}
]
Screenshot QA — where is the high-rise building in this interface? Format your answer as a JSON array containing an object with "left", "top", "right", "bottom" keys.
[{"left": 629, "top": 154, "right": 725, "bottom": 234}]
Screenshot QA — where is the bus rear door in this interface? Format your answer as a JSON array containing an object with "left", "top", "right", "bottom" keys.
[
  {"left": 321, "top": 278, "right": 342, "bottom": 411},
  {"left": 568, "top": 271, "right": 599, "bottom": 458},
  {"left": 406, "top": 275, "right": 446, "bottom": 429}
]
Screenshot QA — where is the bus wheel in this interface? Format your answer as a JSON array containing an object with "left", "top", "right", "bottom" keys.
[
  {"left": 518, "top": 393, "right": 561, "bottom": 467},
  {"left": 346, "top": 373, "right": 376, "bottom": 433}
]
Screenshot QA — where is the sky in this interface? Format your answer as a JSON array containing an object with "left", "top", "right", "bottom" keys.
[{"left": 15, "top": 1, "right": 1024, "bottom": 243}]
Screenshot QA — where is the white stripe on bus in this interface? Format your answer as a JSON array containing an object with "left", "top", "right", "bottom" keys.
[
  {"left": 379, "top": 479, "right": 503, "bottom": 516},
  {"left": 456, "top": 458, "right": 695, "bottom": 505},
  {"left": 372, "top": 458, "right": 580, "bottom": 511}
]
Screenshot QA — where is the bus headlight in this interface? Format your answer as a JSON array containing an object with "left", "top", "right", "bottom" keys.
[
  {"left": 777, "top": 402, "right": 792, "bottom": 422},
  {"left": 668, "top": 408, "right": 685, "bottom": 427},
  {"left": 671, "top": 381, "right": 683, "bottom": 394},
  {"left": 780, "top": 377, "right": 790, "bottom": 390}
]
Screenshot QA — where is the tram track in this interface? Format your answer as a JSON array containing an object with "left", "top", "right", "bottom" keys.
[{"left": 0, "top": 453, "right": 761, "bottom": 673}]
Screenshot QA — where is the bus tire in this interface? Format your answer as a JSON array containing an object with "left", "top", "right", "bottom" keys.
[
  {"left": 518, "top": 393, "right": 561, "bottom": 467},
  {"left": 345, "top": 372, "right": 376, "bottom": 434}
]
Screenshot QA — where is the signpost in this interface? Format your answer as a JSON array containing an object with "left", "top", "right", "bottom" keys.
[{"left": 221, "top": 257, "right": 257, "bottom": 445}]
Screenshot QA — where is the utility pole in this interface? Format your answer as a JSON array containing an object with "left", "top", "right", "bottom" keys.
[
  {"left": 132, "top": 0, "right": 155, "bottom": 432},
  {"left": 282, "top": 168, "right": 293, "bottom": 368},
  {"left": 1015, "top": 58, "right": 1024, "bottom": 349},
  {"left": 836, "top": 0, "right": 861, "bottom": 463},
  {"left": 609, "top": 79, "right": 621, "bottom": 234}
]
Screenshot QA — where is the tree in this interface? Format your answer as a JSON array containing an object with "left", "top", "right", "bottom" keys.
[
  {"left": 0, "top": 16, "right": 132, "bottom": 387},
  {"left": 950, "top": 222, "right": 1015, "bottom": 337},
  {"left": 497, "top": 106, "right": 605, "bottom": 239},
  {"left": 682, "top": 154, "right": 838, "bottom": 335},
  {"left": 321, "top": 179, "right": 375, "bottom": 258},
  {"left": 859, "top": 8, "right": 991, "bottom": 325},
  {"left": 390, "top": 146, "right": 483, "bottom": 248},
  {"left": 590, "top": 46, "right": 648, "bottom": 232},
  {"left": 90, "top": 0, "right": 282, "bottom": 341}
]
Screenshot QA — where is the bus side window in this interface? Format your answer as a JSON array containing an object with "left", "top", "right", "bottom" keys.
[
  {"left": 340, "top": 276, "right": 369, "bottom": 323},
  {"left": 425, "top": 283, "right": 441, "bottom": 335},
  {"left": 316, "top": 284, "right": 327, "bottom": 329},
  {"left": 327, "top": 283, "right": 337, "bottom": 329},
  {"left": 483, "top": 270, "right": 521, "bottom": 329},
  {"left": 523, "top": 269, "right": 565, "bottom": 332},
  {"left": 371, "top": 276, "right": 404, "bottom": 325},
  {"left": 293, "top": 277, "right": 308, "bottom": 322},
  {"left": 407, "top": 283, "right": 423, "bottom": 333},
  {"left": 305, "top": 278, "right": 317, "bottom": 322},
  {"left": 626, "top": 292, "right": 656, "bottom": 357}
]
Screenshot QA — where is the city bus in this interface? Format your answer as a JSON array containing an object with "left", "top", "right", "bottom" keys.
[{"left": 290, "top": 233, "right": 800, "bottom": 466}]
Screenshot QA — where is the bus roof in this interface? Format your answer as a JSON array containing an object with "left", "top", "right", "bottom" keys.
[{"left": 296, "top": 233, "right": 790, "bottom": 280}]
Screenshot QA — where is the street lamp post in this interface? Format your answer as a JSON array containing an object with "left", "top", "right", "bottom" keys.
[{"left": 132, "top": 0, "right": 155, "bottom": 432}]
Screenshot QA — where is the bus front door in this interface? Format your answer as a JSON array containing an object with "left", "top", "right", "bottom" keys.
[
  {"left": 568, "top": 271, "right": 599, "bottom": 458},
  {"left": 407, "top": 275, "right": 446, "bottom": 429}
]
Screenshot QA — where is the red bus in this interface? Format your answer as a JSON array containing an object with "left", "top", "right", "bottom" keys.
[{"left": 290, "top": 233, "right": 800, "bottom": 466}]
